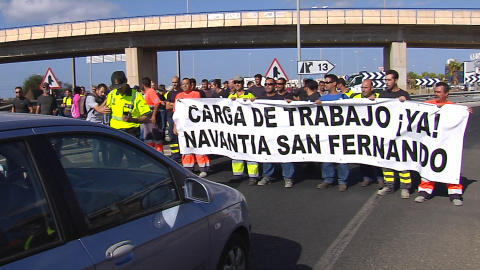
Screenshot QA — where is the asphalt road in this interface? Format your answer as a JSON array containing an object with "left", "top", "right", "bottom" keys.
[{"left": 201, "top": 102, "right": 480, "bottom": 270}]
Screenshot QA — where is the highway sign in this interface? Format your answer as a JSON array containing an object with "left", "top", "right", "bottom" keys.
[
  {"left": 40, "top": 68, "right": 61, "bottom": 89},
  {"left": 465, "top": 75, "right": 480, "bottom": 83},
  {"left": 360, "top": 71, "right": 385, "bottom": 80},
  {"left": 372, "top": 80, "right": 386, "bottom": 88},
  {"left": 265, "top": 58, "right": 289, "bottom": 81},
  {"left": 297, "top": 60, "right": 334, "bottom": 75},
  {"left": 416, "top": 78, "right": 441, "bottom": 86}
]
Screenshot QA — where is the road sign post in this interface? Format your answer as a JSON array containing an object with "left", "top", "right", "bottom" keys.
[{"left": 297, "top": 60, "right": 335, "bottom": 75}]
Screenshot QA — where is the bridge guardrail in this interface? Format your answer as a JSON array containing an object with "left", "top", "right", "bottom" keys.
[{"left": 1, "top": 8, "right": 479, "bottom": 43}]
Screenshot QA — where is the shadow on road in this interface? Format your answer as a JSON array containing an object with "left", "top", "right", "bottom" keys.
[{"left": 249, "top": 233, "right": 312, "bottom": 270}]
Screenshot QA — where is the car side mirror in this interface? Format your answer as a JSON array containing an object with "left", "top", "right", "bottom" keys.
[{"left": 184, "top": 178, "right": 211, "bottom": 203}]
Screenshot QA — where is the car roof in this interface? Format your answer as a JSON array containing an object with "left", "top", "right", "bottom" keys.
[{"left": 0, "top": 112, "right": 105, "bottom": 132}]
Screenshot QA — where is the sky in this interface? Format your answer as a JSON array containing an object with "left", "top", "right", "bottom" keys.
[{"left": 0, "top": 0, "right": 479, "bottom": 98}]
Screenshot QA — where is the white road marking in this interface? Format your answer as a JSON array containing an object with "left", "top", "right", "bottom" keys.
[{"left": 313, "top": 191, "right": 380, "bottom": 270}]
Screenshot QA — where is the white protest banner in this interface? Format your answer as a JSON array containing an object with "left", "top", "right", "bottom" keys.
[{"left": 173, "top": 98, "right": 470, "bottom": 184}]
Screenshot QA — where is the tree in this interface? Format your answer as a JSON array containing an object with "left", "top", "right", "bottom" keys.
[
  {"left": 407, "top": 71, "right": 421, "bottom": 90},
  {"left": 445, "top": 60, "right": 463, "bottom": 90},
  {"left": 23, "top": 74, "right": 43, "bottom": 100}
]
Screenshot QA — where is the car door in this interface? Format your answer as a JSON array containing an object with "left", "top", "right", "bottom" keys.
[
  {"left": 0, "top": 137, "right": 94, "bottom": 270},
  {"left": 43, "top": 131, "right": 210, "bottom": 270}
]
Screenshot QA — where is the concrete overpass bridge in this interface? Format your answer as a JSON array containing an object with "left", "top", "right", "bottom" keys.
[{"left": 1, "top": 8, "right": 479, "bottom": 89}]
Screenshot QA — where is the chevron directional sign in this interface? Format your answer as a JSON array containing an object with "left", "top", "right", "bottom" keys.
[
  {"left": 360, "top": 72, "right": 385, "bottom": 88},
  {"left": 415, "top": 78, "right": 441, "bottom": 86},
  {"left": 465, "top": 75, "right": 480, "bottom": 83},
  {"left": 360, "top": 71, "right": 385, "bottom": 80},
  {"left": 372, "top": 80, "right": 386, "bottom": 88}
]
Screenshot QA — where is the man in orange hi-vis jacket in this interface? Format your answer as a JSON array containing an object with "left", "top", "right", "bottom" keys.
[
  {"left": 173, "top": 78, "right": 210, "bottom": 178},
  {"left": 415, "top": 82, "right": 473, "bottom": 206}
]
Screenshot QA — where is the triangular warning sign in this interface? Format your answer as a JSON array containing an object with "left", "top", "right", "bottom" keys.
[
  {"left": 40, "top": 68, "right": 61, "bottom": 89},
  {"left": 265, "top": 58, "right": 289, "bottom": 81}
]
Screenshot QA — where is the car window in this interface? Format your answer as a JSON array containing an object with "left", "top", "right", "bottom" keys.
[
  {"left": 0, "top": 142, "right": 59, "bottom": 260},
  {"left": 354, "top": 76, "right": 363, "bottom": 85},
  {"left": 49, "top": 135, "right": 179, "bottom": 230}
]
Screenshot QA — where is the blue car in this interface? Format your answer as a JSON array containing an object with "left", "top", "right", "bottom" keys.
[{"left": 0, "top": 113, "right": 250, "bottom": 270}]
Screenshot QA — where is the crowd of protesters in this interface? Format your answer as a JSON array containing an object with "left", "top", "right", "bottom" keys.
[{"left": 10, "top": 69, "right": 471, "bottom": 206}]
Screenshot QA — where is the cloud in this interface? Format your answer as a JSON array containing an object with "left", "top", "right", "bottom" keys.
[
  {"left": 0, "top": 0, "right": 121, "bottom": 25},
  {"left": 329, "top": 1, "right": 355, "bottom": 8}
]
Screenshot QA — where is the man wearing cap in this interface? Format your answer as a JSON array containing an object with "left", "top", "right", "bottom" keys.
[
  {"left": 36, "top": 82, "right": 57, "bottom": 115},
  {"left": 228, "top": 75, "right": 258, "bottom": 184},
  {"left": 104, "top": 71, "right": 151, "bottom": 138},
  {"left": 222, "top": 80, "right": 230, "bottom": 93}
]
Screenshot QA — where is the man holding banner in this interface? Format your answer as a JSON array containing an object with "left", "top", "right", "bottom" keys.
[
  {"left": 415, "top": 82, "right": 472, "bottom": 206},
  {"left": 228, "top": 75, "right": 259, "bottom": 185},
  {"left": 377, "top": 70, "right": 412, "bottom": 199},
  {"left": 256, "top": 77, "right": 295, "bottom": 188},
  {"left": 174, "top": 78, "right": 210, "bottom": 177},
  {"left": 315, "top": 74, "right": 350, "bottom": 192},
  {"left": 352, "top": 79, "right": 384, "bottom": 188},
  {"left": 172, "top": 76, "right": 469, "bottom": 192}
]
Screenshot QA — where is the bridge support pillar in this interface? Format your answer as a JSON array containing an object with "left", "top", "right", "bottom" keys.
[
  {"left": 384, "top": 42, "right": 407, "bottom": 91},
  {"left": 125, "top": 47, "right": 158, "bottom": 87}
]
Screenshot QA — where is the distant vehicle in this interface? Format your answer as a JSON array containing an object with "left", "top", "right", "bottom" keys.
[
  {"left": 0, "top": 113, "right": 251, "bottom": 270},
  {"left": 346, "top": 71, "right": 386, "bottom": 93}
]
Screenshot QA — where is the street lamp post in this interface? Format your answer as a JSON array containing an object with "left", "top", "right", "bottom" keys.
[
  {"left": 296, "top": 0, "right": 301, "bottom": 84},
  {"left": 290, "top": 59, "right": 294, "bottom": 78}
]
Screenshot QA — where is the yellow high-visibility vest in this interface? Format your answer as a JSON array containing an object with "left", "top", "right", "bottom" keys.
[{"left": 106, "top": 88, "right": 151, "bottom": 129}]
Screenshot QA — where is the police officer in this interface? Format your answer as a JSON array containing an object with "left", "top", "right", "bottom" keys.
[
  {"left": 104, "top": 71, "right": 151, "bottom": 136},
  {"left": 102, "top": 71, "right": 151, "bottom": 166}
]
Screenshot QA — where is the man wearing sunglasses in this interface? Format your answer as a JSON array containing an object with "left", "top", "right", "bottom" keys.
[
  {"left": 300, "top": 79, "right": 320, "bottom": 102},
  {"left": 275, "top": 78, "right": 294, "bottom": 100},
  {"left": 36, "top": 82, "right": 57, "bottom": 115},
  {"left": 228, "top": 75, "right": 258, "bottom": 185},
  {"left": 11, "top": 87, "right": 33, "bottom": 113},
  {"left": 316, "top": 74, "right": 350, "bottom": 192},
  {"left": 256, "top": 78, "right": 295, "bottom": 188}
]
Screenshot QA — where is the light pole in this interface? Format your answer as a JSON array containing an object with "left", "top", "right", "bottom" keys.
[
  {"left": 248, "top": 53, "right": 252, "bottom": 77},
  {"left": 290, "top": 59, "right": 294, "bottom": 78},
  {"left": 296, "top": 0, "right": 301, "bottom": 84}
]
